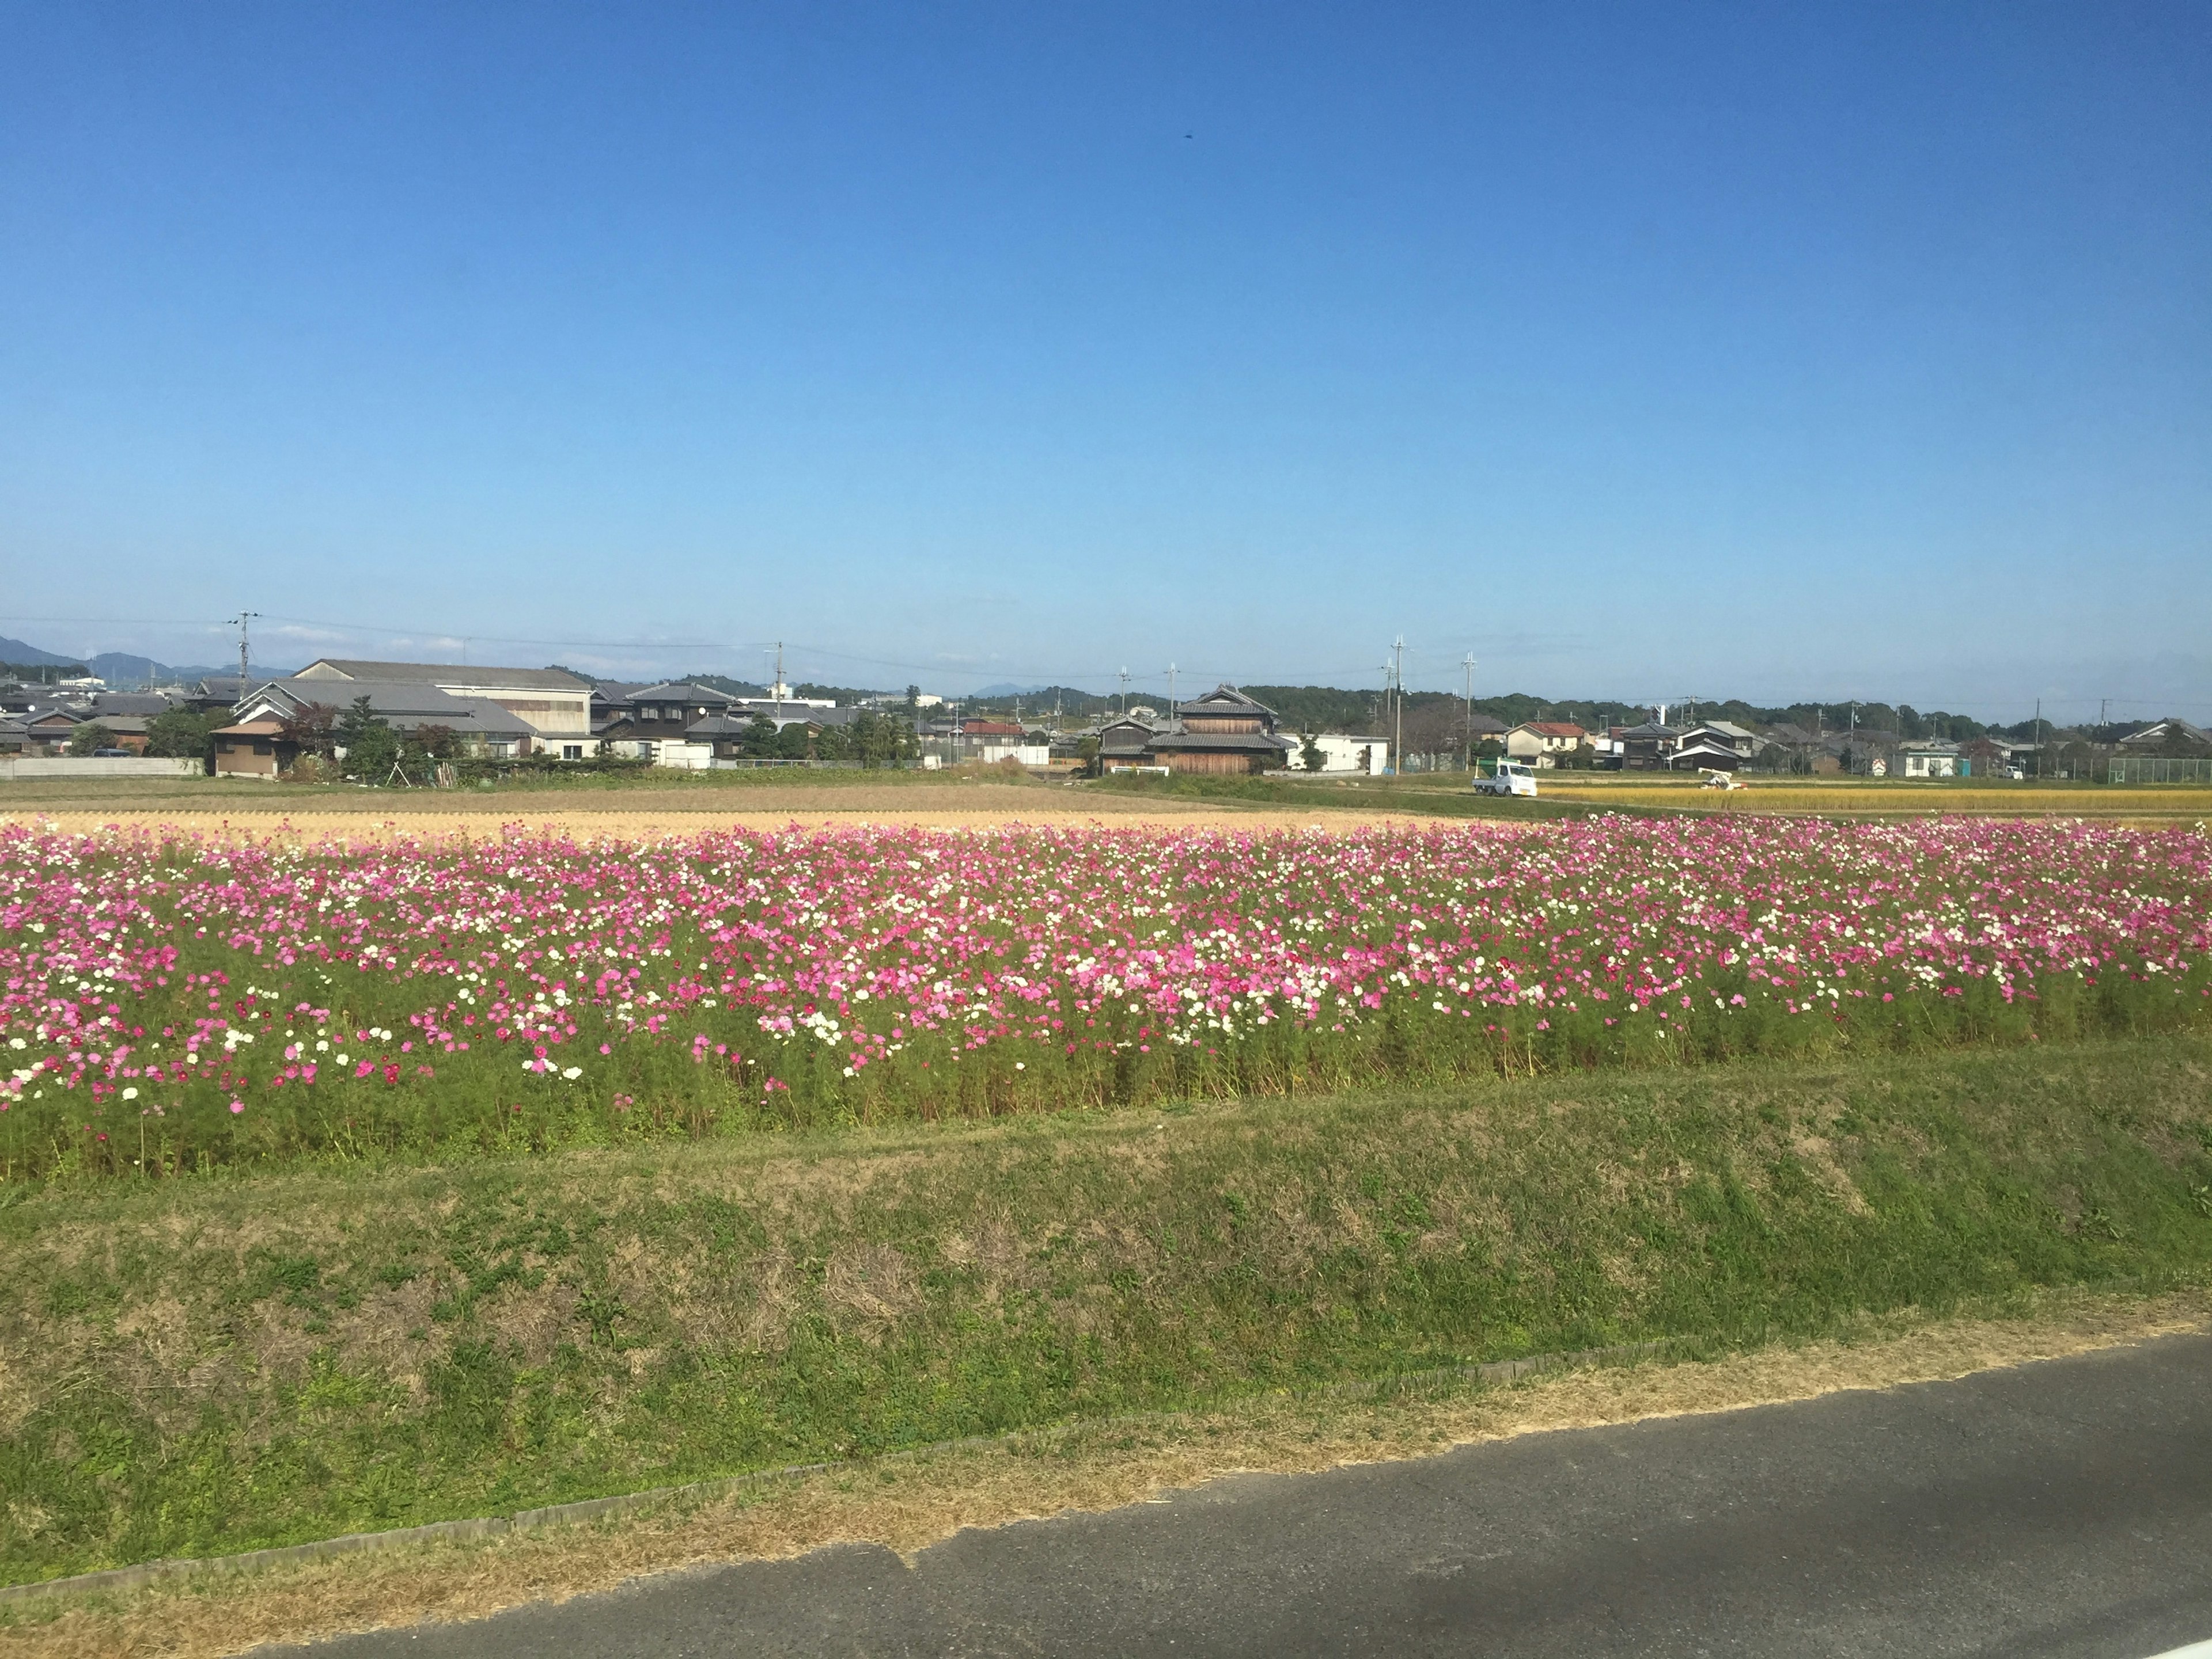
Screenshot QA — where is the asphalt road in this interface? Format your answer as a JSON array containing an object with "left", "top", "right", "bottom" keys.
[{"left": 271, "top": 1331, "right": 2212, "bottom": 1658}]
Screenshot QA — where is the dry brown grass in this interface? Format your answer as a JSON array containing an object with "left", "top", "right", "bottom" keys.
[
  {"left": 0, "top": 783, "right": 1436, "bottom": 842},
  {"left": 9, "top": 1287, "right": 2204, "bottom": 1659}
]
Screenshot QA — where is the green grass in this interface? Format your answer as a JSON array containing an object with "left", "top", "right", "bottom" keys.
[
  {"left": 1082, "top": 770, "right": 1598, "bottom": 820},
  {"left": 4, "top": 1035, "right": 2210, "bottom": 1586}
]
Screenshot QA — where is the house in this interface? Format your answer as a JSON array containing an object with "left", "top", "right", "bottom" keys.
[
  {"left": 1279, "top": 733, "right": 1392, "bottom": 775},
  {"left": 1609, "top": 721, "right": 1681, "bottom": 770},
  {"left": 593, "top": 683, "right": 737, "bottom": 751},
  {"left": 1150, "top": 685, "right": 1294, "bottom": 774},
  {"left": 17, "top": 707, "right": 82, "bottom": 755},
  {"left": 2118, "top": 718, "right": 2212, "bottom": 753},
  {"left": 211, "top": 718, "right": 288, "bottom": 778},
  {"left": 1096, "top": 715, "right": 1164, "bottom": 772},
  {"left": 233, "top": 679, "right": 539, "bottom": 763},
  {"left": 288, "top": 660, "right": 593, "bottom": 757},
  {"left": 1097, "top": 685, "right": 1294, "bottom": 775},
  {"left": 1896, "top": 739, "right": 1964, "bottom": 779},
  {"left": 1670, "top": 721, "right": 1762, "bottom": 771},
  {"left": 1504, "top": 722, "right": 1589, "bottom": 767}
]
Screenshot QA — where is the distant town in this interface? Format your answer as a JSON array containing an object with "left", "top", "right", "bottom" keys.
[{"left": 1, "top": 637, "right": 2206, "bottom": 786}]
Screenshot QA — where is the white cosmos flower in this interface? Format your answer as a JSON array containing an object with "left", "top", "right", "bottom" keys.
[
  {"left": 122, "top": 1086, "right": 138, "bottom": 1100},
  {"left": 562, "top": 1066, "right": 582, "bottom": 1080}
]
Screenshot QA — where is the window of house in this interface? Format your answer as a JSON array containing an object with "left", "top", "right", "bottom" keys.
[{"left": 563, "top": 745, "right": 582, "bottom": 760}]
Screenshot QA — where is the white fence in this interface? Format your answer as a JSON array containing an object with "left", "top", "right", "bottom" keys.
[{"left": 0, "top": 757, "right": 205, "bottom": 781}]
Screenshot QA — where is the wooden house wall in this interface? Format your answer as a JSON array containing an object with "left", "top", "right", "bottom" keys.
[{"left": 1163, "top": 750, "right": 1259, "bottom": 775}]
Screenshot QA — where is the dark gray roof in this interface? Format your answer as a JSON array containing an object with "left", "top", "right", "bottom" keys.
[
  {"left": 1175, "top": 683, "right": 1278, "bottom": 718},
  {"left": 1466, "top": 714, "right": 1509, "bottom": 734},
  {"left": 1146, "top": 730, "right": 1293, "bottom": 753},
  {"left": 294, "top": 659, "right": 590, "bottom": 692},
  {"left": 88, "top": 692, "right": 174, "bottom": 717},
  {"left": 729, "top": 700, "right": 861, "bottom": 728},
  {"left": 627, "top": 681, "right": 735, "bottom": 704},
  {"left": 241, "top": 679, "right": 533, "bottom": 738},
  {"left": 2119, "top": 718, "right": 2211, "bottom": 748}
]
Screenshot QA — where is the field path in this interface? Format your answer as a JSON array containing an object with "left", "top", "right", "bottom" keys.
[{"left": 1, "top": 798, "right": 1445, "bottom": 842}]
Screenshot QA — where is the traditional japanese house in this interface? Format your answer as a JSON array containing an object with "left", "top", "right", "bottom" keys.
[{"left": 1099, "top": 685, "right": 1293, "bottom": 775}]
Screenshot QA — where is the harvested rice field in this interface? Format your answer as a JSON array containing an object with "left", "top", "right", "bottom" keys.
[{"left": 0, "top": 782, "right": 1434, "bottom": 843}]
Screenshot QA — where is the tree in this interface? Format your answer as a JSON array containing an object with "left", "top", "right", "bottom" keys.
[
  {"left": 2152, "top": 721, "right": 2212, "bottom": 758},
  {"left": 336, "top": 696, "right": 400, "bottom": 780},
  {"left": 846, "top": 709, "right": 916, "bottom": 769},
  {"left": 67, "top": 721, "right": 116, "bottom": 755},
  {"left": 740, "top": 715, "right": 781, "bottom": 757},
  {"left": 278, "top": 702, "right": 338, "bottom": 758},
  {"left": 1300, "top": 733, "right": 1325, "bottom": 772},
  {"left": 408, "top": 723, "right": 460, "bottom": 761},
  {"left": 146, "top": 706, "right": 226, "bottom": 760}
]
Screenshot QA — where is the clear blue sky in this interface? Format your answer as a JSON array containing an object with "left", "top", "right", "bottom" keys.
[{"left": 3, "top": 3, "right": 2206, "bottom": 718}]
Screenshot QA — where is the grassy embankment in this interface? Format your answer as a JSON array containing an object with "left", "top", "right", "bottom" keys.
[{"left": 5, "top": 1034, "right": 2210, "bottom": 1590}]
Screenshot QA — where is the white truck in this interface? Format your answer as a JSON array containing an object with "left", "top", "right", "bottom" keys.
[{"left": 1473, "top": 760, "right": 1538, "bottom": 798}]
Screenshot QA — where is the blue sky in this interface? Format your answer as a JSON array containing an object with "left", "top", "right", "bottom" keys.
[{"left": 3, "top": 3, "right": 2206, "bottom": 719}]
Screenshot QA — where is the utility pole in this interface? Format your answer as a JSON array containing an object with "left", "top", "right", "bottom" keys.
[
  {"left": 2035, "top": 697, "right": 2043, "bottom": 779},
  {"left": 230, "top": 612, "right": 259, "bottom": 703},
  {"left": 1461, "top": 652, "right": 1476, "bottom": 772},
  {"left": 773, "top": 642, "right": 785, "bottom": 718},
  {"left": 1391, "top": 635, "right": 1406, "bottom": 776},
  {"left": 1118, "top": 667, "right": 1130, "bottom": 718},
  {"left": 1166, "top": 664, "right": 1178, "bottom": 729}
]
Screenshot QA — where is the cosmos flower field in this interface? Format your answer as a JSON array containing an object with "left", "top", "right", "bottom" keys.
[{"left": 2, "top": 816, "right": 2207, "bottom": 1180}]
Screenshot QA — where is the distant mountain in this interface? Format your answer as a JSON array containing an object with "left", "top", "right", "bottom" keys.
[
  {"left": 0, "top": 635, "right": 78, "bottom": 668},
  {"left": 88, "top": 653, "right": 289, "bottom": 687},
  {"left": 972, "top": 681, "right": 1049, "bottom": 698},
  {"left": 0, "top": 635, "right": 293, "bottom": 687}
]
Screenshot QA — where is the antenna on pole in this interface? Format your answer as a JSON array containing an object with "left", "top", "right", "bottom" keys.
[
  {"left": 1462, "top": 652, "right": 1476, "bottom": 772},
  {"left": 230, "top": 612, "right": 260, "bottom": 704},
  {"left": 1391, "top": 635, "right": 1406, "bottom": 777}
]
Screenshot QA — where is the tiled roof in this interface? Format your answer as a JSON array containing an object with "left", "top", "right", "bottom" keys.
[{"left": 296, "top": 660, "right": 589, "bottom": 692}]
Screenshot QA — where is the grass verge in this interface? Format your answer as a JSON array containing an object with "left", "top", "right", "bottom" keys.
[
  {"left": 4, "top": 1036, "right": 2211, "bottom": 1592},
  {"left": 3, "top": 1286, "right": 2205, "bottom": 1659}
]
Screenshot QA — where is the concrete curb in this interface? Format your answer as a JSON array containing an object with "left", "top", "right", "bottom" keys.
[{"left": 0, "top": 1337, "right": 1676, "bottom": 1605}]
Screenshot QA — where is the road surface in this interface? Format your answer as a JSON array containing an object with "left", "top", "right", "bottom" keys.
[{"left": 265, "top": 1330, "right": 2212, "bottom": 1657}]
